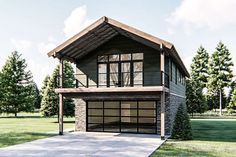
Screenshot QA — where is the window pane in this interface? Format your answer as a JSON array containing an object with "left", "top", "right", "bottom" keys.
[
  {"left": 110, "top": 63, "right": 119, "bottom": 87},
  {"left": 121, "top": 63, "right": 130, "bottom": 72},
  {"left": 121, "top": 109, "right": 137, "bottom": 117},
  {"left": 98, "top": 64, "right": 107, "bottom": 74},
  {"left": 121, "top": 101, "right": 137, "bottom": 109},
  {"left": 139, "top": 110, "right": 156, "bottom": 117},
  {"left": 121, "top": 117, "right": 137, "bottom": 123},
  {"left": 134, "top": 72, "right": 142, "bottom": 86},
  {"left": 104, "top": 109, "right": 120, "bottom": 116},
  {"left": 88, "top": 109, "right": 103, "bottom": 116},
  {"left": 109, "top": 54, "right": 119, "bottom": 61},
  {"left": 133, "top": 62, "right": 143, "bottom": 72},
  {"left": 98, "top": 55, "right": 108, "bottom": 62},
  {"left": 99, "top": 74, "right": 107, "bottom": 87},
  {"left": 138, "top": 101, "right": 156, "bottom": 109},
  {"left": 138, "top": 118, "right": 156, "bottom": 124},
  {"left": 121, "top": 54, "right": 131, "bottom": 61},
  {"left": 104, "top": 101, "right": 120, "bottom": 108},
  {"left": 88, "top": 117, "right": 103, "bottom": 123},
  {"left": 88, "top": 101, "right": 103, "bottom": 108},
  {"left": 104, "top": 117, "right": 120, "bottom": 132},
  {"left": 133, "top": 53, "right": 143, "bottom": 60},
  {"left": 87, "top": 124, "right": 103, "bottom": 131}
]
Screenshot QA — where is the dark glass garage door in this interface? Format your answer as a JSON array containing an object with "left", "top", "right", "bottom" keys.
[{"left": 87, "top": 101, "right": 157, "bottom": 134}]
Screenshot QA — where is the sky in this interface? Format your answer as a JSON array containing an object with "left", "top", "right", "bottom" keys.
[{"left": 0, "top": 0, "right": 236, "bottom": 88}]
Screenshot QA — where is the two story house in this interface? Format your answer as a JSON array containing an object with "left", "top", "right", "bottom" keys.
[{"left": 48, "top": 17, "right": 189, "bottom": 140}]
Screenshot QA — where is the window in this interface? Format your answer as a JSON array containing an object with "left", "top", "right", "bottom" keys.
[
  {"left": 133, "top": 53, "right": 143, "bottom": 60},
  {"left": 98, "top": 53, "right": 143, "bottom": 87},
  {"left": 121, "top": 54, "right": 131, "bottom": 61},
  {"left": 98, "top": 64, "right": 107, "bottom": 87},
  {"left": 175, "top": 64, "right": 177, "bottom": 84}
]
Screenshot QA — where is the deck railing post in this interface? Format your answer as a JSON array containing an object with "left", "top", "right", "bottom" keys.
[
  {"left": 59, "top": 58, "right": 64, "bottom": 135},
  {"left": 160, "top": 44, "right": 165, "bottom": 140}
]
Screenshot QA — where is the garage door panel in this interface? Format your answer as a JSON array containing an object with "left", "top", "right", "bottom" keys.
[{"left": 104, "top": 109, "right": 120, "bottom": 116}]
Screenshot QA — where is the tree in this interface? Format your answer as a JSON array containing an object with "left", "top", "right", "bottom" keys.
[
  {"left": 40, "top": 75, "right": 58, "bottom": 117},
  {"left": 171, "top": 103, "right": 192, "bottom": 140},
  {"left": 228, "top": 88, "right": 236, "bottom": 113},
  {"left": 40, "top": 61, "right": 75, "bottom": 117},
  {"left": 227, "top": 80, "right": 236, "bottom": 105},
  {"left": 31, "top": 82, "right": 41, "bottom": 109},
  {"left": 207, "top": 42, "right": 234, "bottom": 115},
  {"left": 186, "top": 46, "right": 208, "bottom": 115},
  {"left": 41, "top": 75, "right": 50, "bottom": 97},
  {"left": 190, "top": 46, "right": 209, "bottom": 88},
  {"left": 0, "top": 51, "right": 35, "bottom": 117},
  {"left": 186, "top": 79, "right": 207, "bottom": 116}
]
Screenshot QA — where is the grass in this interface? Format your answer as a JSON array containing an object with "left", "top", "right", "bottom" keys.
[
  {"left": 0, "top": 112, "right": 75, "bottom": 148},
  {"left": 151, "top": 118, "right": 236, "bottom": 157}
]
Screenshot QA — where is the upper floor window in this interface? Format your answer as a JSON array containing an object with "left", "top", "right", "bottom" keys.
[{"left": 98, "top": 53, "right": 143, "bottom": 87}]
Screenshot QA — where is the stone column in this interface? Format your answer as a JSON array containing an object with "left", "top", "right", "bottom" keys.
[{"left": 75, "top": 99, "right": 87, "bottom": 131}]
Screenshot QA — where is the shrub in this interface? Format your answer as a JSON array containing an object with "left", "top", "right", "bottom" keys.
[{"left": 171, "top": 103, "right": 192, "bottom": 140}]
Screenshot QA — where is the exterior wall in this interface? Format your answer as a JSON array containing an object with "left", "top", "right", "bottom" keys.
[
  {"left": 76, "top": 35, "right": 162, "bottom": 87},
  {"left": 75, "top": 98, "right": 86, "bottom": 131},
  {"left": 165, "top": 93, "right": 186, "bottom": 135},
  {"left": 169, "top": 60, "right": 186, "bottom": 96}
]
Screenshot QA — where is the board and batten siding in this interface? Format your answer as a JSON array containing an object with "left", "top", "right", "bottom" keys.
[
  {"left": 75, "top": 35, "right": 164, "bottom": 87},
  {"left": 168, "top": 59, "right": 186, "bottom": 97}
]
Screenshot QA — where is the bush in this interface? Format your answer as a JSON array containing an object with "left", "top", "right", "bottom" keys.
[{"left": 171, "top": 103, "right": 192, "bottom": 140}]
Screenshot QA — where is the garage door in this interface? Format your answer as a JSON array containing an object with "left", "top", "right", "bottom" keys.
[{"left": 87, "top": 101, "right": 157, "bottom": 134}]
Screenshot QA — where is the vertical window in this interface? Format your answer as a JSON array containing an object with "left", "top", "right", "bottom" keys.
[
  {"left": 110, "top": 63, "right": 119, "bottom": 87},
  {"left": 175, "top": 65, "right": 177, "bottom": 84},
  {"left": 133, "top": 62, "right": 143, "bottom": 86},
  {"left": 98, "top": 64, "right": 107, "bottom": 87}
]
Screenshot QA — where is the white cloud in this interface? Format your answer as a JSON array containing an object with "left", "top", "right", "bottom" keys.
[
  {"left": 38, "top": 36, "right": 57, "bottom": 55},
  {"left": 183, "top": 55, "right": 193, "bottom": 72},
  {"left": 167, "top": 0, "right": 236, "bottom": 32},
  {"left": 10, "top": 39, "right": 32, "bottom": 52},
  {"left": 63, "top": 5, "right": 94, "bottom": 38}
]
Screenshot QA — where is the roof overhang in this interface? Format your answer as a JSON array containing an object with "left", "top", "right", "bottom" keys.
[{"left": 48, "top": 16, "right": 189, "bottom": 77}]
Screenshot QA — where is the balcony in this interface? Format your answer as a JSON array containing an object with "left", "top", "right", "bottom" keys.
[{"left": 57, "top": 71, "right": 169, "bottom": 88}]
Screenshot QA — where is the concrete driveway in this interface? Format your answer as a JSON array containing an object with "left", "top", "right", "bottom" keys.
[{"left": 0, "top": 132, "right": 164, "bottom": 157}]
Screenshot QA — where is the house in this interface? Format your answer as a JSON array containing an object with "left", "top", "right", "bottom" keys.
[{"left": 48, "top": 16, "right": 189, "bottom": 140}]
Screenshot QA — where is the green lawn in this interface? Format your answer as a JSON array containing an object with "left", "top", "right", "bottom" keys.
[
  {"left": 0, "top": 113, "right": 75, "bottom": 148},
  {"left": 151, "top": 119, "right": 236, "bottom": 157}
]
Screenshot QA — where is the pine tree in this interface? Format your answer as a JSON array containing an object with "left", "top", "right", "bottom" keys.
[
  {"left": 207, "top": 42, "right": 234, "bottom": 115},
  {"left": 40, "top": 61, "right": 75, "bottom": 117},
  {"left": 186, "top": 46, "right": 208, "bottom": 115},
  {"left": 227, "top": 80, "right": 236, "bottom": 105},
  {"left": 31, "top": 82, "right": 41, "bottom": 109},
  {"left": 186, "top": 79, "right": 207, "bottom": 116},
  {"left": 228, "top": 88, "right": 236, "bottom": 113},
  {"left": 40, "top": 76, "right": 58, "bottom": 117},
  {"left": 190, "top": 46, "right": 209, "bottom": 88},
  {"left": 171, "top": 103, "right": 192, "bottom": 140},
  {"left": 0, "top": 51, "right": 35, "bottom": 117},
  {"left": 41, "top": 75, "right": 50, "bottom": 97}
]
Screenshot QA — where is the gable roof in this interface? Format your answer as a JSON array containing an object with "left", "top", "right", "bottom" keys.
[{"left": 48, "top": 16, "right": 189, "bottom": 77}]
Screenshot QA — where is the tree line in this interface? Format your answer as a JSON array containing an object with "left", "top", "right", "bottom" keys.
[
  {"left": 186, "top": 41, "right": 235, "bottom": 116},
  {"left": 0, "top": 51, "right": 75, "bottom": 117}
]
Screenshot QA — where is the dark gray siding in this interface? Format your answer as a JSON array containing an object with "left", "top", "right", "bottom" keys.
[
  {"left": 168, "top": 60, "right": 186, "bottom": 96},
  {"left": 76, "top": 35, "right": 161, "bottom": 86}
]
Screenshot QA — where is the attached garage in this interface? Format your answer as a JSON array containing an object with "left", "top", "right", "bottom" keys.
[{"left": 87, "top": 101, "right": 157, "bottom": 134}]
